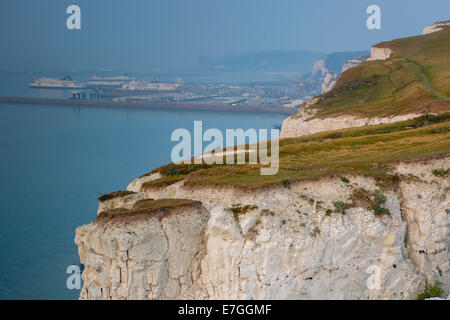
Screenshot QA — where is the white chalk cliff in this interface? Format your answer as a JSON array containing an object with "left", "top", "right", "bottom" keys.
[
  {"left": 321, "top": 73, "right": 339, "bottom": 94},
  {"left": 280, "top": 103, "right": 419, "bottom": 139},
  {"left": 75, "top": 158, "right": 449, "bottom": 300},
  {"left": 423, "top": 20, "right": 450, "bottom": 35}
]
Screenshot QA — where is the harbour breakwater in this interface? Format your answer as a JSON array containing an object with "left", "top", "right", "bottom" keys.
[{"left": 0, "top": 96, "right": 294, "bottom": 116}]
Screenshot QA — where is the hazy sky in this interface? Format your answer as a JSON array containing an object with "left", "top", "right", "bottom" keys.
[{"left": 0, "top": 0, "right": 449, "bottom": 72}]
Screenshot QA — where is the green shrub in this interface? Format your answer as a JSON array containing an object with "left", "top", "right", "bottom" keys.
[
  {"left": 260, "top": 209, "right": 275, "bottom": 216},
  {"left": 282, "top": 178, "right": 292, "bottom": 188},
  {"left": 373, "top": 189, "right": 391, "bottom": 216},
  {"left": 167, "top": 166, "right": 181, "bottom": 176},
  {"left": 186, "top": 165, "right": 196, "bottom": 173},
  {"left": 340, "top": 176, "right": 350, "bottom": 184},
  {"left": 446, "top": 209, "right": 450, "bottom": 214},
  {"left": 432, "top": 168, "right": 450, "bottom": 177},
  {"left": 333, "top": 201, "right": 347, "bottom": 214},
  {"left": 226, "top": 204, "right": 258, "bottom": 220},
  {"left": 417, "top": 282, "right": 444, "bottom": 300}
]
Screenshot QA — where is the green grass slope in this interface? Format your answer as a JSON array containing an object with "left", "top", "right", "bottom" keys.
[
  {"left": 143, "top": 113, "right": 450, "bottom": 189},
  {"left": 303, "top": 25, "right": 450, "bottom": 118}
]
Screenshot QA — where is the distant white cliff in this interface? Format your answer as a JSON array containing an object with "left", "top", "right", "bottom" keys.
[
  {"left": 423, "top": 20, "right": 450, "bottom": 35},
  {"left": 341, "top": 55, "right": 370, "bottom": 73},
  {"left": 311, "top": 52, "right": 369, "bottom": 94},
  {"left": 321, "top": 73, "right": 339, "bottom": 94}
]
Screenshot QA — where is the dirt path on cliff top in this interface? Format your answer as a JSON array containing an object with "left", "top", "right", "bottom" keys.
[
  {"left": 407, "top": 59, "right": 450, "bottom": 100},
  {"left": 400, "top": 36, "right": 449, "bottom": 100}
]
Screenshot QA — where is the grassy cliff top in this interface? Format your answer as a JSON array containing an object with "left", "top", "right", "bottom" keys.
[
  {"left": 298, "top": 25, "right": 450, "bottom": 119},
  {"left": 95, "top": 198, "right": 202, "bottom": 223},
  {"left": 143, "top": 113, "right": 450, "bottom": 190}
]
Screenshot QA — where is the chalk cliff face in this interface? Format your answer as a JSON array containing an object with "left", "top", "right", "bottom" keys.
[
  {"left": 76, "top": 201, "right": 209, "bottom": 300},
  {"left": 367, "top": 46, "right": 392, "bottom": 61},
  {"left": 75, "top": 158, "right": 449, "bottom": 299},
  {"left": 423, "top": 20, "right": 450, "bottom": 35},
  {"left": 311, "top": 58, "right": 328, "bottom": 78},
  {"left": 341, "top": 55, "right": 370, "bottom": 73},
  {"left": 280, "top": 100, "right": 419, "bottom": 139},
  {"left": 321, "top": 73, "right": 339, "bottom": 94}
]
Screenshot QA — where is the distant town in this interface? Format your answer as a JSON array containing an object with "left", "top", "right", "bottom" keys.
[
  {"left": 28, "top": 73, "right": 320, "bottom": 110},
  {"left": 25, "top": 50, "right": 370, "bottom": 111}
]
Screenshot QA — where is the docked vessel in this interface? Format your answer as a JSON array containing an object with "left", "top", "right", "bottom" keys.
[
  {"left": 88, "top": 74, "right": 136, "bottom": 88},
  {"left": 29, "top": 76, "right": 86, "bottom": 89},
  {"left": 89, "top": 74, "right": 135, "bottom": 82}
]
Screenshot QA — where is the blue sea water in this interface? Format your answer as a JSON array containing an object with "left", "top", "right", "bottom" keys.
[{"left": 0, "top": 102, "right": 284, "bottom": 299}]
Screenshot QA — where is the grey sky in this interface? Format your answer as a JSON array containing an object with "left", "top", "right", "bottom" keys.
[{"left": 0, "top": 0, "right": 449, "bottom": 72}]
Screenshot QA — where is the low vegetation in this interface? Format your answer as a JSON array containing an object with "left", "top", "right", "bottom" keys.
[
  {"left": 226, "top": 204, "right": 258, "bottom": 220},
  {"left": 372, "top": 189, "right": 391, "bottom": 216},
  {"left": 282, "top": 178, "right": 292, "bottom": 188},
  {"left": 140, "top": 175, "right": 185, "bottom": 190},
  {"left": 348, "top": 188, "right": 391, "bottom": 216},
  {"left": 417, "top": 281, "right": 444, "bottom": 300},
  {"left": 98, "top": 190, "right": 136, "bottom": 202},
  {"left": 340, "top": 176, "right": 350, "bottom": 184},
  {"left": 432, "top": 168, "right": 450, "bottom": 177},
  {"left": 333, "top": 201, "right": 348, "bottom": 214}
]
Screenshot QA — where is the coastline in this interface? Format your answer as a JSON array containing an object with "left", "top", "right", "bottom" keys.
[{"left": 0, "top": 96, "right": 295, "bottom": 115}]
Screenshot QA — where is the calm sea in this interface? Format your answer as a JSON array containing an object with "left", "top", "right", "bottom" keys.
[{"left": 0, "top": 100, "right": 284, "bottom": 299}]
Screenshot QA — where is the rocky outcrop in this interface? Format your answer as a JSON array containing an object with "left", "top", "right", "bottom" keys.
[
  {"left": 127, "top": 173, "right": 162, "bottom": 193},
  {"left": 311, "top": 58, "right": 328, "bottom": 78},
  {"left": 75, "top": 158, "right": 449, "bottom": 300},
  {"left": 76, "top": 201, "right": 209, "bottom": 300},
  {"left": 321, "top": 73, "right": 339, "bottom": 94},
  {"left": 423, "top": 21, "right": 450, "bottom": 35},
  {"left": 367, "top": 46, "right": 392, "bottom": 61},
  {"left": 341, "top": 55, "right": 370, "bottom": 73}
]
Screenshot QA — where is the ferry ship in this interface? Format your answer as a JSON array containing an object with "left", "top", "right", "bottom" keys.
[
  {"left": 87, "top": 74, "right": 136, "bottom": 88},
  {"left": 29, "top": 76, "right": 86, "bottom": 89},
  {"left": 89, "top": 74, "right": 136, "bottom": 82}
]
